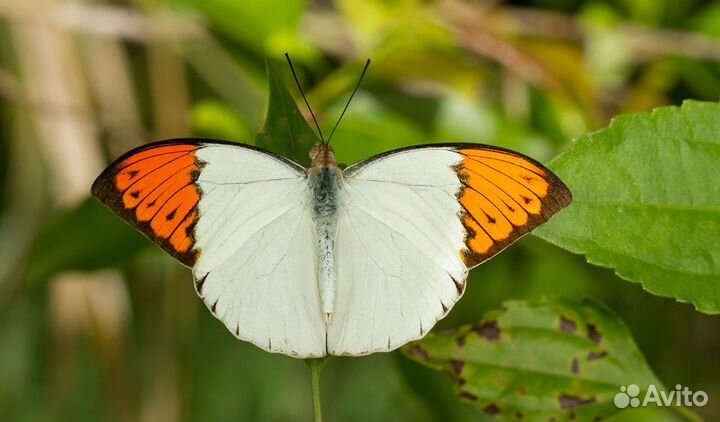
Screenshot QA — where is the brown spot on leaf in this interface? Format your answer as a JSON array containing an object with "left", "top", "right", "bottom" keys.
[
  {"left": 408, "top": 345, "right": 430, "bottom": 361},
  {"left": 559, "top": 393, "right": 597, "bottom": 409},
  {"left": 517, "top": 387, "right": 527, "bottom": 395},
  {"left": 473, "top": 320, "right": 500, "bottom": 341},
  {"left": 587, "top": 324, "right": 602, "bottom": 344},
  {"left": 450, "top": 359, "right": 464, "bottom": 375},
  {"left": 458, "top": 391, "right": 478, "bottom": 401},
  {"left": 457, "top": 378, "right": 466, "bottom": 386},
  {"left": 560, "top": 316, "right": 577, "bottom": 333},
  {"left": 483, "top": 403, "right": 501, "bottom": 415},
  {"left": 515, "top": 411, "right": 524, "bottom": 419},
  {"left": 456, "top": 335, "right": 467, "bottom": 348},
  {"left": 593, "top": 417, "right": 603, "bottom": 422},
  {"left": 588, "top": 350, "right": 608, "bottom": 361},
  {"left": 569, "top": 410, "right": 576, "bottom": 420},
  {"left": 571, "top": 358, "right": 579, "bottom": 375}
]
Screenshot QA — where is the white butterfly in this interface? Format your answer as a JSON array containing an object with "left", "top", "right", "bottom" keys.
[{"left": 92, "top": 138, "right": 571, "bottom": 358}]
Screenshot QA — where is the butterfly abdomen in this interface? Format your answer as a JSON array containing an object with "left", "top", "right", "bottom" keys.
[
  {"left": 310, "top": 168, "right": 341, "bottom": 321},
  {"left": 312, "top": 168, "right": 339, "bottom": 217}
]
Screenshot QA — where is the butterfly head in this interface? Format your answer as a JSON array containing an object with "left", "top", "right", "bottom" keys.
[{"left": 309, "top": 141, "right": 338, "bottom": 169}]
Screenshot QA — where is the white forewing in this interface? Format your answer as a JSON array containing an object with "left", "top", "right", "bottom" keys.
[
  {"left": 328, "top": 147, "right": 468, "bottom": 356},
  {"left": 192, "top": 144, "right": 326, "bottom": 358}
]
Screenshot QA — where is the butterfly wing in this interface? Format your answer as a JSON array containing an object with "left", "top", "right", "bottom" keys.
[
  {"left": 92, "top": 140, "right": 326, "bottom": 358},
  {"left": 92, "top": 142, "right": 205, "bottom": 266},
  {"left": 328, "top": 143, "right": 571, "bottom": 356}
]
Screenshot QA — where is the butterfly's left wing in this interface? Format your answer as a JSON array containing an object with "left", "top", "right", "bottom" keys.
[
  {"left": 328, "top": 143, "right": 571, "bottom": 356},
  {"left": 92, "top": 139, "right": 327, "bottom": 358}
]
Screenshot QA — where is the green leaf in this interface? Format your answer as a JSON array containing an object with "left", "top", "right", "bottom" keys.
[
  {"left": 191, "top": 99, "right": 252, "bottom": 141},
  {"left": 24, "top": 198, "right": 149, "bottom": 284},
  {"left": 692, "top": 3, "right": 720, "bottom": 38},
  {"left": 535, "top": 100, "right": 720, "bottom": 313},
  {"left": 403, "top": 299, "right": 666, "bottom": 422},
  {"left": 328, "top": 93, "right": 427, "bottom": 165},
  {"left": 165, "top": 0, "right": 306, "bottom": 54},
  {"left": 256, "top": 59, "right": 319, "bottom": 167}
]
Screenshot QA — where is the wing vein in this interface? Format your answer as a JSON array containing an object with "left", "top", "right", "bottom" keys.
[
  {"left": 464, "top": 162, "right": 543, "bottom": 205},
  {"left": 461, "top": 168, "right": 527, "bottom": 215},
  {"left": 123, "top": 153, "right": 191, "bottom": 194},
  {"left": 465, "top": 155, "right": 546, "bottom": 177}
]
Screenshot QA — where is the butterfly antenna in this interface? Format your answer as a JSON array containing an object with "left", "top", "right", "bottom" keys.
[
  {"left": 284, "top": 52, "right": 325, "bottom": 143},
  {"left": 327, "top": 58, "right": 371, "bottom": 144}
]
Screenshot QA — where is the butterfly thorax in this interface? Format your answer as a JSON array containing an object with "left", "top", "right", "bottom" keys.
[
  {"left": 308, "top": 142, "right": 341, "bottom": 323},
  {"left": 309, "top": 141, "right": 339, "bottom": 170}
]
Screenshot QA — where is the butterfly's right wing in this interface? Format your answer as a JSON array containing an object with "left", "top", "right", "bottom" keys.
[
  {"left": 93, "top": 140, "right": 326, "bottom": 358},
  {"left": 328, "top": 144, "right": 571, "bottom": 356}
]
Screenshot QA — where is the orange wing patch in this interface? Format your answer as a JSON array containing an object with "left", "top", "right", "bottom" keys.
[
  {"left": 456, "top": 147, "right": 571, "bottom": 268},
  {"left": 117, "top": 144, "right": 197, "bottom": 169},
  {"left": 92, "top": 143, "right": 203, "bottom": 266}
]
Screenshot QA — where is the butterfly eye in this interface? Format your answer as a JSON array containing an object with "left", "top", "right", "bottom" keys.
[{"left": 309, "top": 142, "right": 321, "bottom": 159}]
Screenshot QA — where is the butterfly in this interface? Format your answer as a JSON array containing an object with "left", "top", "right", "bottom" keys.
[{"left": 92, "top": 137, "right": 571, "bottom": 358}]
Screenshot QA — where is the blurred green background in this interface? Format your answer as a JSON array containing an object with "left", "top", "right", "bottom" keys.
[{"left": 1, "top": 0, "right": 719, "bottom": 421}]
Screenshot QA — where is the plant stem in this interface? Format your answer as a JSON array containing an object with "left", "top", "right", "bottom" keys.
[{"left": 307, "top": 358, "right": 326, "bottom": 422}]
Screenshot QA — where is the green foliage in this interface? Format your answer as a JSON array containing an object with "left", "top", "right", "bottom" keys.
[
  {"left": 191, "top": 99, "right": 253, "bottom": 141},
  {"left": 326, "top": 93, "right": 427, "bottom": 165},
  {"left": 24, "top": 199, "right": 148, "bottom": 284},
  {"left": 255, "top": 59, "right": 320, "bottom": 166},
  {"left": 403, "top": 298, "right": 679, "bottom": 422},
  {"left": 536, "top": 101, "right": 720, "bottom": 313},
  {"left": 168, "top": 0, "right": 307, "bottom": 55}
]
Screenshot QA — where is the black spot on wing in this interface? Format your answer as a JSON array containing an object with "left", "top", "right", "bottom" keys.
[{"left": 194, "top": 273, "right": 208, "bottom": 295}]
